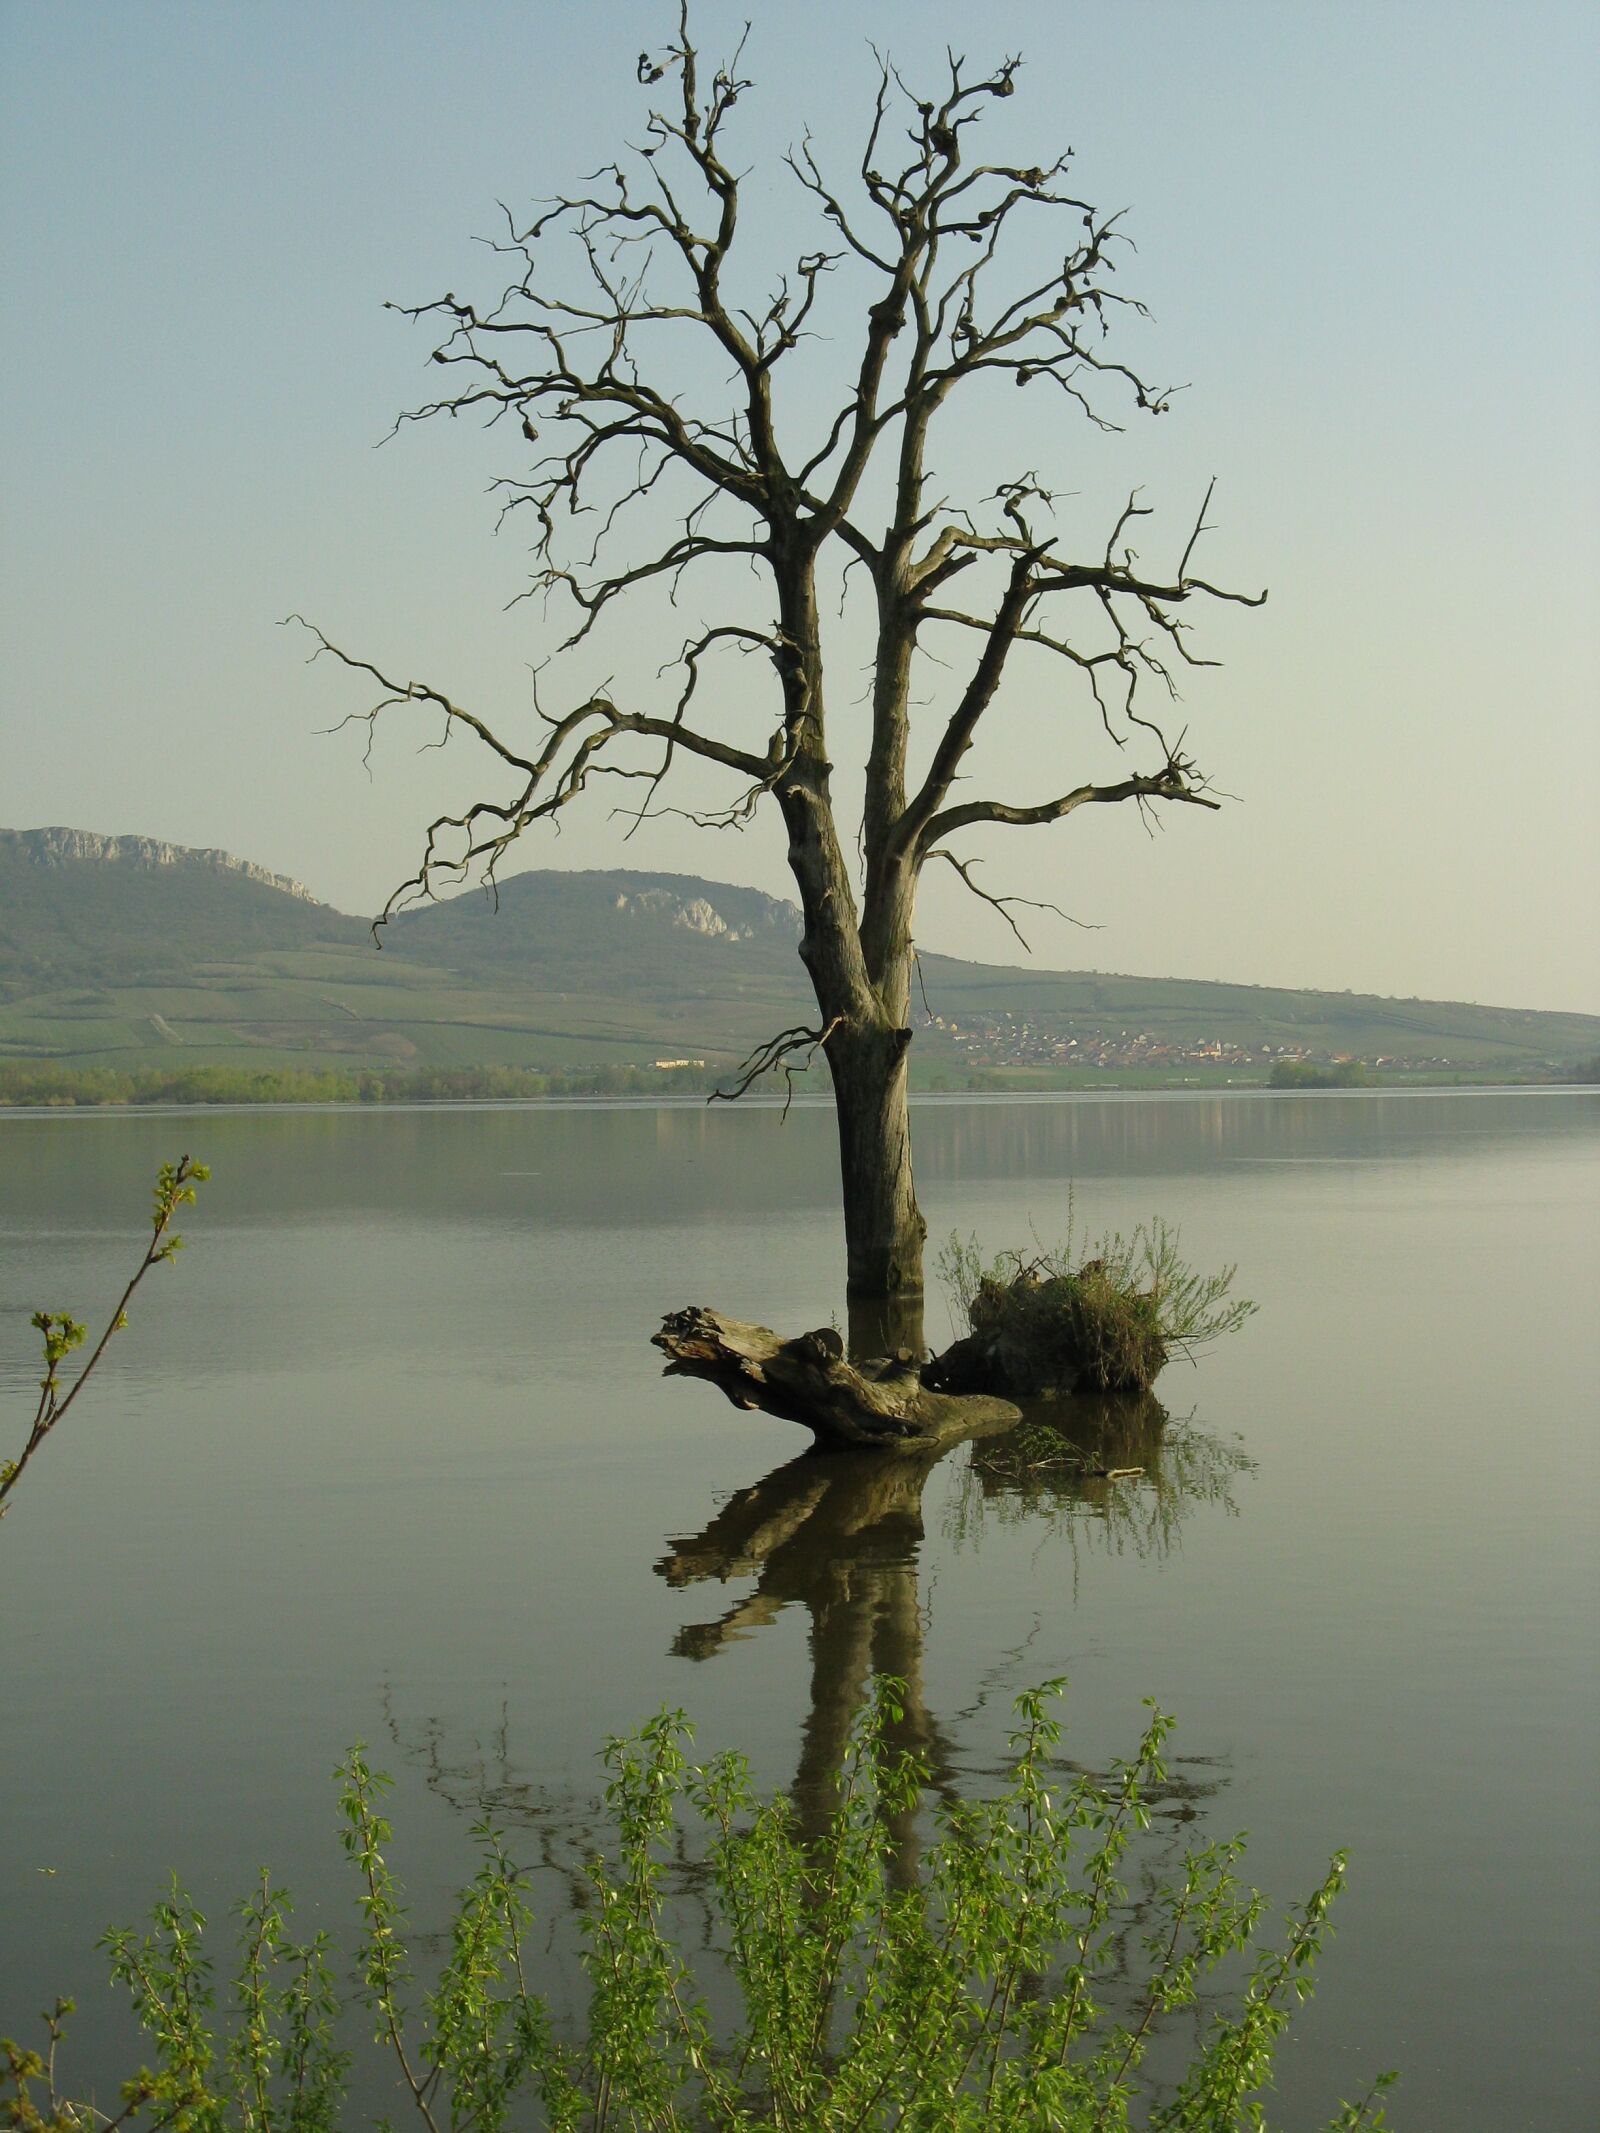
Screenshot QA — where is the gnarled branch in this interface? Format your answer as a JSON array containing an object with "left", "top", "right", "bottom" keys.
[
  {"left": 710, "top": 1016, "right": 843, "bottom": 1115},
  {"left": 922, "top": 751, "right": 1222, "bottom": 853},
  {"left": 288, "top": 618, "right": 773, "bottom": 921},
  {"left": 895, "top": 478, "right": 1263, "bottom": 860}
]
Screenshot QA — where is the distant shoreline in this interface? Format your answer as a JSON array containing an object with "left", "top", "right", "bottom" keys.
[{"left": 3, "top": 1075, "right": 1593, "bottom": 1118}]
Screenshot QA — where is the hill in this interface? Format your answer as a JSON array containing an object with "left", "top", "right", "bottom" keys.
[
  {"left": 0, "top": 828, "right": 367, "bottom": 993},
  {"left": 387, "top": 866, "right": 801, "bottom": 986},
  {"left": 2, "top": 827, "right": 1595, "bottom": 1096}
]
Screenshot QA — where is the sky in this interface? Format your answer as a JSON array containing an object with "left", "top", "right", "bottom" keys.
[{"left": 2, "top": 0, "right": 1596, "bottom": 1013}]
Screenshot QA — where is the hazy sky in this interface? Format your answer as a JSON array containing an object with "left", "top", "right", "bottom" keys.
[{"left": 3, "top": 1, "right": 1596, "bottom": 1012}]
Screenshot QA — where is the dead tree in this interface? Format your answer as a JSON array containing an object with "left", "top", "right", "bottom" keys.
[{"left": 299, "top": 7, "right": 1262, "bottom": 1308}]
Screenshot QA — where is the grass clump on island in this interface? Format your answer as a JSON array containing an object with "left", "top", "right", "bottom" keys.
[
  {"left": 2, "top": 1684, "right": 1395, "bottom": 2133},
  {"left": 937, "top": 1213, "right": 1256, "bottom": 1397}
]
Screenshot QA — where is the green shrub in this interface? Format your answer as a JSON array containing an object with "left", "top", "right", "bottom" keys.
[
  {"left": 1268, "top": 1060, "right": 1368, "bottom": 1090},
  {"left": 939, "top": 1213, "right": 1256, "bottom": 1395},
  {"left": 2, "top": 1685, "right": 1393, "bottom": 2132}
]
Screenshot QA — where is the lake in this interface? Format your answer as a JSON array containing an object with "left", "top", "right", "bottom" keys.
[{"left": 2, "top": 1089, "right": 1596, "bottom": 2127}]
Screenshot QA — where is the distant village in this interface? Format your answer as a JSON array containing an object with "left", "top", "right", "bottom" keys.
[{"left": 921, "top": 1011, "right": 1480, "bottom": 1079}]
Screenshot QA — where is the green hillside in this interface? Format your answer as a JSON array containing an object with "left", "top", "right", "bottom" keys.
[
  {"left": 914, "top": 957, "right": 1599, "bottom": 1082},
  {"left": 0, "top": 828, "right": 367, "bottom": 993},
  {"left": 388, "top": 867, "right": 801, "bottom": 982},
  {"left": 2, "top": 828, "right": 1595, "bottom": 1098}
]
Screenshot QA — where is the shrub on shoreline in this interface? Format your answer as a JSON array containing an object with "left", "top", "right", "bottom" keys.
[{"left": 1, "top": 1684, "right": 1392, "bottom": 2133}]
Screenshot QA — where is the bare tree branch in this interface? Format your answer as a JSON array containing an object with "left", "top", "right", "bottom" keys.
[
  {"left": 926, "top": 849, "right": 1099, "bottom": 954},
  {"left": 922, "top": 751, "right": 1223, "bottom": 853},
  {"left": 710, "top": 1016, "right": 843, "bottom": 1117},
  {"left": 895, "top": 478, "right": 1263, "bottom": 858},
  {"left": 287, "top": 617, "right": 774, "bottom": 922}
]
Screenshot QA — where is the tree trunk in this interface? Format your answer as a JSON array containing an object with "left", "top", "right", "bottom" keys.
[
  {"left": 828, "top": 1009, "right": 926, "bottom": 1306},
  {"left": 771, "top": 541, "right": 926, "bottom": 1312}
]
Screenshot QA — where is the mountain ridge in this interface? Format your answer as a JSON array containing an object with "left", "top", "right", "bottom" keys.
[
  {"left": 3, "top": 827, "right": 1596, "bottom": 1085},
  {"left": 3, "top": 826, "right": 322, "bottom": 904}
]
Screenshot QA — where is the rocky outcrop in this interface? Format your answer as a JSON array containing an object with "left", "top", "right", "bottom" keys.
[
  {"left": 612, "top": 882, "right": 798, "bottom": 944},
  {"left": 1, "top": 827, "right": 323, "bottom": 905}
]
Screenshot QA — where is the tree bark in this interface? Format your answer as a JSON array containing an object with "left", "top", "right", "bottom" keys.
[
  {"left": 827, "top": 1017, "right": 926, "bottom": 1304},
  {"left": 770, "top": 558, "right": 928, "bottom": 1307}
]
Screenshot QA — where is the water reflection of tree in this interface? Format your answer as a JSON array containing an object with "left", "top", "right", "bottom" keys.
[
  {"left": 655, "top": 1395, "right": 1251, "bottom": 1875},
  {"left": 374, "top": 1404, "right": 1247, "bottom": 2072},
  {"left": 658, "top": 1446, "right": 953, "bottom": 1883}
]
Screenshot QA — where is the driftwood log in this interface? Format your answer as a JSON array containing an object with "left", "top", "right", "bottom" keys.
[{"left": 654, "top": 1306, "right": 1020, "bottom": 1452}]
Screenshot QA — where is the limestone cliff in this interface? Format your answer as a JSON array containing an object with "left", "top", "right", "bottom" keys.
[{"left": 0, "top": 827, "right": 323, "bottom": 905}]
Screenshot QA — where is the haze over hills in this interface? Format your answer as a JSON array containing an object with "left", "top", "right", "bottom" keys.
[{"left": 2, "top": 828, "right": 1596, "bottom": 1090}]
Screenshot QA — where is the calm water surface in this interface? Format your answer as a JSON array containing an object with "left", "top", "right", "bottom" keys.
[{"left": 2, "top": 1091, "right": 1596, "bottom": 2127}]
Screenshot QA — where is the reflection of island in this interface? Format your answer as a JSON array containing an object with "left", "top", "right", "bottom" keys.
[
  {"left": 950, "top": 1392, "right": 1255, "bottom": 1567},
  {"left": 655, "top": 1396, "right": 1252, "bottom": 1874}
]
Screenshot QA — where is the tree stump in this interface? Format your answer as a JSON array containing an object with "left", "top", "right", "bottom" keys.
[{"left": 653, "top": 1306, "right": 1020, "bottom": 1452}]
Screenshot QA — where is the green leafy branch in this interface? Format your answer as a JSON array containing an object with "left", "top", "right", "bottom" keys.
[{"left": 0, "top": 1156, "right": 209, "bottom": 1523}]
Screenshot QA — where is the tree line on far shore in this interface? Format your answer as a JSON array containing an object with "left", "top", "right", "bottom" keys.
[
  {"left": 6, "top": 1054, "right": 1592, "bottom": 1108},
  {"left": 0, "top": 1061, "right": 725, "bottom": 1107}
]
